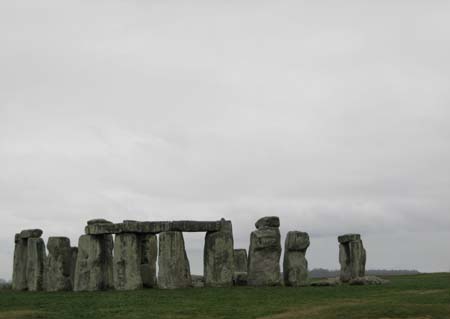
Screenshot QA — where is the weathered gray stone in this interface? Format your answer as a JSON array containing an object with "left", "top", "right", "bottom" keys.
[
  {"left": 113, "top": 233, "right": 143, "bottom": 290},
  {"left": 255, "top": 216, "right": 280, "bottom": 229},
  {"left": 233, "top": 272, "right": 248, "bottom": 286},
  {"left": 12, "top": 235, "right": 28, "bottom": 291},
  {"left": 233, "top": 249, "right": 248, "bottom": 273},
  {"left": 87, "top": 218, "right": 113, "bottom": 225},
  {"left": 26, "top": 238, "right": 46, "bottom": 291},
  {"left": 204, "top": 220, "right": 234, "bottom": 287},
  {"left": 191, "top": 275, "right": 205, "bottom": 288},
  {"left": 85, "top": 220, "right": 223, "bottom": 235},
  {"left": 338, "top": 234, "right": 361, "bottom": 244},
  {"left": 20, "top": 229, "right": 43, "bottom": 239},
  {"left": 283, "top": 231, "right": 310, "bottom": 287},
  {"left": 349, "top": 276, "right": 389, "bottom": 285},
  {"left": 140, "top": 234, "right": 157, "bottom": 288},
  {"left": 247, "top": 227, "right": 282, "bottom": 286},
  {"left": 74, "top": 234, "right": 114, "bottom": 291},
  {"left": 45, "top": 237, "right": 73, "bottom": 291},
  {"left": 339, "top": 234, "right": 366, "bottom": 282},
  {"left": 157, "top": 231, "right": 191, "bottom": 289}
]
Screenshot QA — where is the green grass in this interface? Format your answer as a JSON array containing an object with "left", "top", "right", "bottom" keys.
[{"left": 0, "top": 273, "right": 449, "bottom": 319}]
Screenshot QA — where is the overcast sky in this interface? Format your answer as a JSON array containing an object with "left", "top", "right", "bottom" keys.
[{"left": 1, "top": 1, "right": 450, "bottom": 279}]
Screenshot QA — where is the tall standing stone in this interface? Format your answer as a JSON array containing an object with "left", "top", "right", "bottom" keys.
[
  {"left": 74, "top": 234, "right": 114, "bottom": 291},
  {"left": 158, "top": 231, "right": 191, "bottom": 289},
  {"left": 338, "top": 234, "right": 366, "bottom": 282},
  {"left": 113, "top": 233, "right": 143, "bottom": 290},
  {"left": 70, "top": 247, "right": 78, "bottom": 285},
  {"left": 12, "top": 234, "right": 28, "bottom": 291},
  {"left": 26, "top": 238, "right": 46, "bottom": 291},
  {"left": 283, "top": 231, "right": 310, "bottom": 287},
  {"left": 45, "top": 237, "right": 73, "bottom": 291},
  {"left": 233, "top": 249, "right": 248, "bottom": 273},
  {"left": 204, "top": 219, "right": 234, "bottom": 287},
  {"left": 247, "top": 216, "right": 282, "bottom": 286},
  {"left": 140, "top": 234, "right": 157, "bottom": 288}
]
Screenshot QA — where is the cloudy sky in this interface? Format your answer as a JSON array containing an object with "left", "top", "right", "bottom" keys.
[{"left": 1, "top": 1, "right": 449, "bottom": 279}]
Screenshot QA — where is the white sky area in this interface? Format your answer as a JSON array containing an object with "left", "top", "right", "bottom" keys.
[{"left": 1, "top": 1, "right": 450, "bottom": 279}]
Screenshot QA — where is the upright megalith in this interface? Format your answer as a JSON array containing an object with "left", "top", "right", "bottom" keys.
[
  {"left": 283, "top": 231, "right": 310, "bottom": 287},
  {"left": 113, "top": 233, "right": 143, "bottom": 290},
  {"left": 74, "top": 220, "right": 114, "bottom": 291},
  {"left": 12, "top": 234, "right": 28, "bottom": 291},
  {"left": 204, "top": 219, "right": 234, "bottom": 287},
  {"left": 45, "top": 237, "right": 73, "bottom": 291},
  {"left": 70, "top": 247, "right": 78, "bottom": 284},
  {"left": 247, "top": 216, "right": 282, "bottom": 286},
  {"left": 158, "top": 231, "right": 191, "bottom": 289},
  {"left": 338, "top": 234, "right": 366, "bottom": 282},
  {"left": 140, "top": 234, "right": 157, "bottom": 288},
  {"left": 12, "top": 229, "right": 45, "bottom": 291},
  {"left": 26, "top": 238, "right": 46, "bottom": 291},
  {"left": 233, "top": 249, "right": 248, "bottom": 273}
]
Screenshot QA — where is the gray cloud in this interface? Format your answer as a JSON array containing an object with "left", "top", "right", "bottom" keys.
[{"left": 1, "top": 0, "right": 450, "bottom": 279}]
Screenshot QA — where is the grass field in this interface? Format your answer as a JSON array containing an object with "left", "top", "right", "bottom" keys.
[{"left": 0, "top": 273, "right": 449, "bottom": 319}]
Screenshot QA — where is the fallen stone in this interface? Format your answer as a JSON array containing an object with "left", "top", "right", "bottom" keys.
[
  {"left": 45, "top": 237, "right": 73, "bottom": 291},
  {"left": 74, "top": 234, "right": 114, "bottom": 291},
  {"left": 26, "top": 238, "right": 46, "bottom": 291},
  {"left": 20, "top": 229, "right": 43, "bottom": 239},
  {"left": 349, "top": 276, "right": 390, "bottom": 285},
  {"left": 12, "top": 235, "right": 28, "bottom": 291},
  {"left": 204, "top": 220, "right": 234, "bottom": 287},
  {"left": 283, "top": 231, "right": 310, "bottom": 287},
  {"left": 233, "top": 249, "right": 248, "bottom": 273},
  {"left": 158, "top": 231, "right": 191, "bottom": 289},
  {"left": 113, "top": 233, "right": 143, "bottom": 290},
  {"left": 255, "top": 216, "right": 280, "bottom": 229},
  {"left": 140, "top": 234, "right": 157, "bottom": 288},
  {"left": 310, "top": 277, "right": 341, "bottom": 287},
  {"left": 247, "top": 227, "right": 282, "bottom": 286}
]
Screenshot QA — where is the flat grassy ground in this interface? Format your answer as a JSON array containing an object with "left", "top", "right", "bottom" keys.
[{"left": 0, "top": 273, "right": 449, "bottom": 319}]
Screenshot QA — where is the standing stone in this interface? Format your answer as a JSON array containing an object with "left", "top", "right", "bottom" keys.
[
  {"left": 113, "top": 233, "right": 143, "bottom": 290},
  {"left": 233, "top": 249, "right": 248, "bottom": 273},
  {"left": 26, "top": 238, "right": 46, "bottom": 291},
  {"left": 140, "top": 234, "right": 157, "bottom": 288},
  {"left": 247, "top": 217, "right": 282, "bottom": 286},
  {"left": 158, "top": 231, "right": 191, "bottom": 289},
  {"left": 12, "top": 234, "right": 28, "bottom": 291},
  {"left": 74, "top": 234, "right": 114, "bottom": 291},
  {"left": 204, "top": 219, "right": 234, "bottom": 287},
  {"left": 45, "top": 237, "right": 73, "bottom": 291},
  {"left": 283, "top": 231, "right": 310, "bottom": 287},
  {"left": 338, "top": 234, "right": 366, "bottom": 282}
]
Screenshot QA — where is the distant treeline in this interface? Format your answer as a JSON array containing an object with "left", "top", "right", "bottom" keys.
[{"left": 309, "top": 268, "right": 420, "bottom": 278}]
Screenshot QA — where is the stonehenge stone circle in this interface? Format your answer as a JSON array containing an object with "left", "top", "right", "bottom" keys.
[
  {"left": 247, "top": 216, "right": 282, "bottom": 286},
  {"left": 283, "top": 231, "right": 310, "bottom": 287},
  {"left": 140, "top": 234, "right": 157, "bottom": 288},
  {"left": 204, "top": 219, "right": 234, "bottom": 287},
  {"left": 338, "top": 234, "right": 366, "bottom": 282},
  {"left": 74, "top": 229, "right": 114, "bottom": 291},
  {"left": 233, "top": 249, "right": 248, "bottom": 273},
  {"left": 26, "top": 238, "right": 46, "bottom": 291},
  {"left": 158, "top": 231, "right": 192, "bottom": 289},
  {"left": 113, "top": 233, "right": 143, "bottom": 290},
  {"left": 45, "top": 237, "right": 74, "bottom": 291}
]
